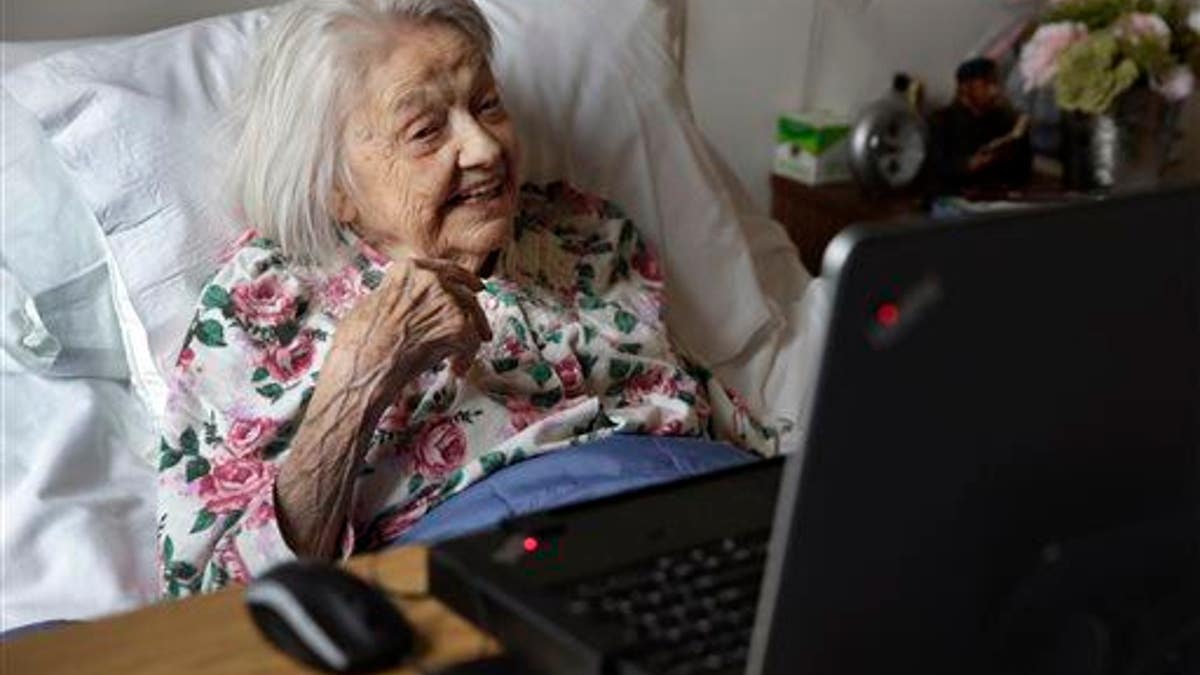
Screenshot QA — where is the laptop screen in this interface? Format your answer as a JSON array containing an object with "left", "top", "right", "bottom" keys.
[{"left": 751, "top": 186, "right": 1200, "bottom": 675}]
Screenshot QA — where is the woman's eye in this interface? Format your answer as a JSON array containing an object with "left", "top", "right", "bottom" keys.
[
  {"left": 478, "top": 96, "right": 502, "bottom": 114},
  {"left": 410, "top": 123, "right": 442, "bottom": 142}
]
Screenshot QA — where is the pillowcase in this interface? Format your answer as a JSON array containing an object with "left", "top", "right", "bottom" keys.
[
  {"left": 0, "top": 90, "right": 130, "bottom": 382},
  {"left": 5, "top": 0, "right": 777, "bottom": 424}
]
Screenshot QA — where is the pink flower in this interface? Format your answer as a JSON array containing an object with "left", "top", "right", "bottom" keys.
[
  {"left": 505, "top": 397, "right": 546, "bottom": 433},
  {"left": 1116, "top": 12, "right": 1171, "bottom": 45},
  {"left": 212, "top": 539, "right": 251, "bottom": 583},
  {"left": 1155, "top": 66, "right": 1195, "bottom": 102},
  {"left": 231, "top": 274, "right": 298, "bottom": 328},
  {"left": 260, "top": 332, "right": 317, "bottom": 383},
  {"left": 177, "top": 346, "right": 195, "bottom": 371},
  {"left": 404, "top": 417, "right": 467, "bottom": 478},
  {"left": 625, "top": 368, "right": 679, "bottom": 404},
  {"left": 631, "top": 247, "right": 663, "bottom": 282},
  {"left": 319, "top": 269, "right": 367, "bottom": 318},
  {"left": 554, "top": 356, "right": 585, "bottom": 395},
  {"left": 225, "top": 417, "right": 279, "bottom": 457},
  {"left": 242, "top": 499, "right": 276, "bottom": 530},
  {"left": 1020, "top": 22, "right": 1089, "bottom": 91},
  {"left": 197, "top": 457, "right": 278, "bottom": 515},
  {"left": 378, "top": 402, "right": 411, "bottom": 433},
  {"left": 502, "top": 336, "right": 525, "bottom": 358}
]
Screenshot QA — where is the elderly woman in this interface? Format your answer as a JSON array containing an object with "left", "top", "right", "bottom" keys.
[{"left": 157, "top": 0, "right": 773, "bottom": 597}]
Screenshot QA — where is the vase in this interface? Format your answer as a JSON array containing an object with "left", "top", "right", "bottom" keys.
[{"left": 1060, "top": 87, "right": 1185, "bottom": 192}]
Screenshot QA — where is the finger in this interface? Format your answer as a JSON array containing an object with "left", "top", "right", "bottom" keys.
[
  {"left": 412, "top": 257, "right": 485, "bottom": 292},
  {"left": 443, "top": 280, "right": 494, "bottom": 343}
]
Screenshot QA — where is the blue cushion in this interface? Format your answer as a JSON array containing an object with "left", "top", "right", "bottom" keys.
[{"left": 393, "top": 436, "right": 754, "bottom": 546}]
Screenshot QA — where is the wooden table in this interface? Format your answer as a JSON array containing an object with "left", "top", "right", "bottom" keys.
[
  {"left": 2, "top": 547, "right": 499, "bottom": 674},
  {"left": 770, "top": 175, "right": 919, "bottom": 276}
]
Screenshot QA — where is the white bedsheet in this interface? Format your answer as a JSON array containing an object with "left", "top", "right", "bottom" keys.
[
  {"left": 1, "top": 375, "right": 158, "bottom": 629},
  {"left": 3, "top": 54, "right": 159, "bottom": 630}
]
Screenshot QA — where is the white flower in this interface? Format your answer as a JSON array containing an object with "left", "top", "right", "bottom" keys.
[
  {"left": 1116, "top": 12, "right": 1172, "bottom": 46},
  {"left": 1189, "top": 9, "right": 1200, "bottom": 35},
  {"left": 1019, "top": 22, "right": 1089, "bottom": 91},
  {"left": 1155, "top": 65, "right": 1196, "bottom": 102}
]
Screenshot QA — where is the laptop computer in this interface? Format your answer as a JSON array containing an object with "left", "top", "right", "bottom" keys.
[{"left": 430, "top": 185, "right": 1200, "bottom": 675}]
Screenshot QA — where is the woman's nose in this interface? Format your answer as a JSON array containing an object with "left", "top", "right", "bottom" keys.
[{"left": 455, "top": 116, "right": 503, "bottom": 170}]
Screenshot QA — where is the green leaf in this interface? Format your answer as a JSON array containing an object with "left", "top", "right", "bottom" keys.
[
  {"left": 479, "top": 451, "right": 507, "bottom": 475},
  {"left": 361, "top": 268, "right": 384, "bottom": 289},
  {"left": 509, "top": 319, "right": 527, "bottom": 343},
  {"left": 262, "top": 440, "right": 288, "bottom": 460},
  {"left": 180, "top": 427, "right": 199, "bottom": 455},
  {"left": 407, "top": 474, "right": 425, "bottom": 494},
  {"left": 583, "top": 325, "right": 598, "bottom": 343},
  {"left": 274, "top": 322, "right": 299, "bottom": 345},
  {"left": 545, "top": 330, "right": 563, "bottom": 344},
  {"left": 531, "top": 390, "right": 563, "bottom": 409},
  {"left": 510, "top": 448, "right": 527, "bottom": 464},
  {"left": 529, "top": 362, "right": 553, "bottom": 386},
  {"left": 201, "top": 285, "right": 231, "bottom": 311},
  {"left": 678, "top": 391, "right": 696, "bottom": 405},
  {"left": 579, "top": 295, "right": 604, "bottom": 311},
  {"left": 195, "top": 319, "right": 227, "bottom": 347},
  {"left": 159, "top": 450, "right": 183, "bottom": 472},
  {"left": 169, "top": 561, "right": 198, "bottom": 581},
  {"left": 185, "top": 457, "right": 211, "bottom": 483},
  {"left": 614, "top": 310, "right": 638, "bottom": 334},
  {"left": 578, "top": 353, "right": 597, "bottom": 378},
  {"left": 256, "top": 383, "right": 285, "bottom": 401},
  {"left": 189, "top": 509, "right": 217, "bottom": 534},
  {"left": 577, "top": 264, "right": 595, "bottom": 279},
  {"left": 618, "top": 343, "right": 642, "bottom": 355},
  {"left": 440, "top": 469, "right": 464, "bottom": 495},
  {"left": 162, "top": 535, "right": 174, "bottom": 563},
  {"left": 491, "top": 357, "right": 520, "bottom": 374},
  {"left": 609, "top": 358, "right": 632, "bottom": 380},
  {"left": 251, "top": 367, "right": 270, "bottom": 382}
]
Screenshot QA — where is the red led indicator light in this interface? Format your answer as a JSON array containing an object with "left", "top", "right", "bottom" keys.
[
  {"left": 876, "top": 303, "right": 900, "bottom": 327},
  {"left": 523, "top": 537, "right": 539, "bottom": 553}
]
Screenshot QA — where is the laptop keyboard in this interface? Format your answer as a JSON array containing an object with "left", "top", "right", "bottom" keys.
[{"left": 557, "top": 530, "right": 770, "bottom": 675}]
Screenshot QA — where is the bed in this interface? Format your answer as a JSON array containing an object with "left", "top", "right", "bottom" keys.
[{"left": 1, "top": 0, "right": 823, "bottom": 632}]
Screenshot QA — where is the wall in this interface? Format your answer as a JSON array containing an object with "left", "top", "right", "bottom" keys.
[{"left": 684, "top": 0, "right": 1200, "bottom": 211}]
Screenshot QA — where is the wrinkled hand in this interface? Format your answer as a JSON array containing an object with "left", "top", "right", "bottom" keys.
[{"left": 328, "top": 256, "right": 492, "bottom": 397}]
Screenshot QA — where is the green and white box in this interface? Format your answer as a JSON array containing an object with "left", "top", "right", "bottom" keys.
[{"left": 774, "top": 111, "right": 852, "bottom": 185}]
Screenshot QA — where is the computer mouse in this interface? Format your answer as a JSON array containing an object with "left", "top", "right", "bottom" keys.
[{"left": 246, "top": 560, "right": 416, "bottom": 674}]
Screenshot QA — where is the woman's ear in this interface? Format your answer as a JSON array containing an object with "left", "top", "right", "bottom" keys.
[{"left": 330, "top": 183, "right": 358, "bottom": 225}]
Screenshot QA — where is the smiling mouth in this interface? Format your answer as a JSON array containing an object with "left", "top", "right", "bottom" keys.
[{"left": 445, "top": 175, "right": 509, "bottom": 209}]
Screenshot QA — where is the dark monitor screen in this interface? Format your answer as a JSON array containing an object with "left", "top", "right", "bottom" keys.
[{"left": 752, "top": 186, "right": 1200, "bottom": 675}]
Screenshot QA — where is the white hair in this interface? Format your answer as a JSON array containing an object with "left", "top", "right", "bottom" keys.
[{"left": 226, "top": 0, "right": 495, "bottom": 268}]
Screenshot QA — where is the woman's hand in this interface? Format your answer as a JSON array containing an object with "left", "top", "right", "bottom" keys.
[
  {"left": 275, "top": 256, "right": 491, "bottom": 559},
  {"left": 331, "top": 256, "right": 493, "bottom": 395}
]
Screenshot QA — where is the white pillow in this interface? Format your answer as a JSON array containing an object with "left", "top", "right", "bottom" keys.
[{"left": 5, "top": 0, "right": 777, "bottom": 421}]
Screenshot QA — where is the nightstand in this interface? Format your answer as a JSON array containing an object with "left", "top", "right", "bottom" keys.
[{"left": 770, "top": 175, "right": 920, "bottom": 276}]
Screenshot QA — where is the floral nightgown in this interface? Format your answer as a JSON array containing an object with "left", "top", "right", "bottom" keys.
[{"left": 156, "top": 182, "right": 776, "bottom": 597}]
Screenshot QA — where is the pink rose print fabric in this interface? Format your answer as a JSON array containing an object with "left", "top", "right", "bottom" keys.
[{"left": 156, "top": 182, "right": 776, "bottom": 597}]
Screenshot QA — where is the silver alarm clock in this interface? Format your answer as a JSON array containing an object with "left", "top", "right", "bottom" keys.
[{"left": 849, "top": 84, "right": 929, "bottom": 194}]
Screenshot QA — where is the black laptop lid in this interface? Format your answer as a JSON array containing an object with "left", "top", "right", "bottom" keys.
[{"left": 750, "top": 186, "right": 1200, "bottom": 675}]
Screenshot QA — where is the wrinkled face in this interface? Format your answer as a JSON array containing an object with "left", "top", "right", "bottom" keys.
[{"left": 334, "top": 21, "right": 520, "bottom": 272}]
